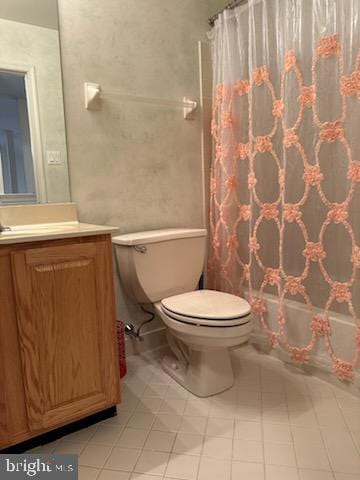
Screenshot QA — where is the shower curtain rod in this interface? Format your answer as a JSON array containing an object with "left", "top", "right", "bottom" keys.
[{"left": 208, "top": 0, "right": 248, "bottom": 26}]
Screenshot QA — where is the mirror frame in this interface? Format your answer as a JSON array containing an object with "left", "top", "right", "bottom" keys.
[{"left": 0, "top": 62, "right": 47, "bottom": 204}]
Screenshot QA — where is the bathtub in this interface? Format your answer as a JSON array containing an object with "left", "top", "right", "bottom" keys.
[{"left": 247, "top": 291, "right": 360, "bottom": 391}]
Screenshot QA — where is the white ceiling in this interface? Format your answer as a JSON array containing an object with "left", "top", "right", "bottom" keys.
[{"left": 0, "top": 0, "right": 58, "bottom": 30}]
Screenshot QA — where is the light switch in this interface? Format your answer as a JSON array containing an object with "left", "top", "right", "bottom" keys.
[{"left": 47, "top": 150, "right": 63, "bottom": 166}]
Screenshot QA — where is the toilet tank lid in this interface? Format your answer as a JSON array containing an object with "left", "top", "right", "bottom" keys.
[{"left": 112, "top": 228, "right": 207, "bottom": 246}]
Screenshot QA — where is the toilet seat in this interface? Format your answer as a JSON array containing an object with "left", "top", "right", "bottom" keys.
[{"left": 161, "top": 289, "right": 251, "bottom": 327}]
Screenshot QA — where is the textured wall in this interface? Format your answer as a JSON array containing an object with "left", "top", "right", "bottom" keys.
[
  {"left": 58, "top": 0, "right": 219, "bottom": 336},
  {"left": 0, "top": 18, "right": 70, "bottom": 203},
  {"left": 58, "top": 0, "right": 213, "bottom": 231},
  {"left": 208, "top": 0, "right": 231, "bottom": 17},
  {"left": 0, "top": 0, "right": 58, "bottom": 29}
]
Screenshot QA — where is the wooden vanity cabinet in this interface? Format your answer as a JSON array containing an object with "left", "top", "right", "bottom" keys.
[{"left": 0, "top": 235, "right": 120, "bottom": 449}]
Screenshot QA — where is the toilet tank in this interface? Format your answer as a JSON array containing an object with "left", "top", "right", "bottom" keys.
[{"left": 112, "top": 228, "right": 207, "bottom": 304}]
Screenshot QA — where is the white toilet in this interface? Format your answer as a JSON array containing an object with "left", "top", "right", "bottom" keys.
[{"left": 112, "top": 228, "right": 252, "bottom": 397}]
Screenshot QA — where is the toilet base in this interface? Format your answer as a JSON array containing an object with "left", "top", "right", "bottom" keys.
[{"left": 162, "top": 346, "right": 235, "bottom": 397}]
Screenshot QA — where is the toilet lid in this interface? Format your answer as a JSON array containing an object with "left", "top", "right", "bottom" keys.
[{"left": 161, "top": 289, "right": 251, "bottom": 327}]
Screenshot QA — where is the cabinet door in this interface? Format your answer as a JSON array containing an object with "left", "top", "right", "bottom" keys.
[
  {"left": 0, "top": 252, "right": 14, "bottom": 448},
  {"left": 0, "top": 341, "right": 9, "bottom": 447},
  {"left": 11, "top": 239, "right": 119, "bottom": 431},
  {"left": 0, "top": 250, "right": 30, "bottom": 449}
]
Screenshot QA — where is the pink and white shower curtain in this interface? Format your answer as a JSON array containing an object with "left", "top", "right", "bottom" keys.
[{"left": 208, "top": 0, "right": 360, "bottom": 380}]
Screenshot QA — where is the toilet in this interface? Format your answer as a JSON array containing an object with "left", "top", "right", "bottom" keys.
[{"left": 112, "top": 228, "right": 252, "bottom": 397}]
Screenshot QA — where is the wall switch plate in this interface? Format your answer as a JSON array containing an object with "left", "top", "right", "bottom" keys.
[{"left": 47, "top": 151, "right": 63, "bottom": 166}]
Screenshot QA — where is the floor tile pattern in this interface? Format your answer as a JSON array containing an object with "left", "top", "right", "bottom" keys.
[{"left": 29, "top": 346, "right": 360, "bottom": 480}]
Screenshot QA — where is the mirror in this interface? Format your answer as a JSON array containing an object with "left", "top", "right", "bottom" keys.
[{"left": 0, "top": 0, "right": 70, "bottom": 205}]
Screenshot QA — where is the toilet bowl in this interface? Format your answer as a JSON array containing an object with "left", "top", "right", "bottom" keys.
[
  {"left": 155, "top": 289, "right": 252, "bottom": 396},
  {"left": 112, "top": 228, "right": 252, "bottom": 397}
]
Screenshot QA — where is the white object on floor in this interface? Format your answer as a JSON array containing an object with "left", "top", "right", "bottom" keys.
[{"left": 112, "top": 228, "right": 253, "bottom": 397}]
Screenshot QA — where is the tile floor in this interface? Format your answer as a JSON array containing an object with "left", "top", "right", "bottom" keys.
[{"left": 30, "top": 345, "right": 360, "bottom": 480}]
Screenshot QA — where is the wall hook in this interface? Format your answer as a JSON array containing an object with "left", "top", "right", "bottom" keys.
[
  {"left": 183, "top": 97, "right": 197, "bottom": 119},
  {"left": 84, "top": 82, "right": 101, "bottom": 110}
]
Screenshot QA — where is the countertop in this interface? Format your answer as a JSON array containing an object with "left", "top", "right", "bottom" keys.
[{"left": 0, "top": 221, "right": 120, "bottom": 245}]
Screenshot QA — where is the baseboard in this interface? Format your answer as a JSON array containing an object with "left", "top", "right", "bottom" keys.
[{"left": 125, "top": 327, "right": 167, "bottom": 356}]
